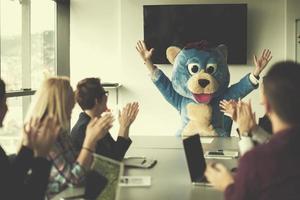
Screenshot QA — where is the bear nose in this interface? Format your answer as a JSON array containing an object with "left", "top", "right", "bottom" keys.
[{"left": 198, "top": 79, "right": 210, "bottom": 88}]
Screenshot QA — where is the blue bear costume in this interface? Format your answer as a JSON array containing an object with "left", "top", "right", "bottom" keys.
[{"left": 151, "top": 42, "right": 258, "bottom": 137}]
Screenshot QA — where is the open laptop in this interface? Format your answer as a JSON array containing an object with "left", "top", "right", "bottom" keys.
[
  {"left": 183, "top": 134, "right": 211, "bottom": 186},
  {"left": 60, "top": 154, "right": 123, "bottom": 200},
  {"left": 91, "top": 154, "right": 124, "bottom": 200}
]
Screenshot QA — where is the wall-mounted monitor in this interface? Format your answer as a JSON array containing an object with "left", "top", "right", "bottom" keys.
[{"left": 144, "top": 4, "right": 247, "bottom": 64}]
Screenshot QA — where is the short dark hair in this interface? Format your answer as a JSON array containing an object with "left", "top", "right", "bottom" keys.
[
  {"left": 75, "top": 78, "right": 106, "bottom": 110},
  {"left": 263, "top": 61, "right": 300, "bottom": 125},
  {"left": 0, "top": 79, "right": 6, "bottom": 102}
]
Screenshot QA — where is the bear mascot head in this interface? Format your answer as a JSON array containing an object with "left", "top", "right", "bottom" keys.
[{"left": 168, "top": 41, "right": 229, "bottom": 105}]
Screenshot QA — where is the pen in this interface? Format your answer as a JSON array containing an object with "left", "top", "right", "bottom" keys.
[{"left": 236, "top": 128, "right": 241, "bottom": 139}]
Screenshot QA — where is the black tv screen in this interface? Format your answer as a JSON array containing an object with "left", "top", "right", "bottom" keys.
[{"left": 144, "top": 4, "right": 247, "bottom": 64}]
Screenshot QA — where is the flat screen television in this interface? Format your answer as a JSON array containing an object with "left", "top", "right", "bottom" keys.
[{"left": 143, "top": 4, "right": 247, "bottom": 64}]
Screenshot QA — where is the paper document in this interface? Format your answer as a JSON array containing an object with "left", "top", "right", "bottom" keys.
[
  {"left": 200, "top": 137, "right": 214, "bottom": 144},
  {"left": 119, "top": 176, "right": 151, "bottom": 187}
]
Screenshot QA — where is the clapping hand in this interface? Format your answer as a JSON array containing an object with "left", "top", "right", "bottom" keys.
[
  {"left": 236, "top": 100, "right": 257, "bottom": 135},
  {"left": 205, "top": 163, "right": 234, "bottom": 191},
  {"left": 85, "top": 113, "right": 114, "bottom": 145},
  {"left": 23, "top": 116, "right": 61, "bottom": 157},
  {"left": 118, "top": 102, "right": 139, "bottom": 138},
  {"left": 220, "top": 100, "right": 238, "bottom": 121}
]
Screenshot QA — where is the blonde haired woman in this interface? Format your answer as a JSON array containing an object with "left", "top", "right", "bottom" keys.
[
  {"left": 26, "top": 76, "right": 114, "bottom": 197},
  {"left": 0, "top": 78, "right": 60, "bottom": 200}
]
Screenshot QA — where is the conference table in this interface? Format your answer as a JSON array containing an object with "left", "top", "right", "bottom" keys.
[{"left": 53, "top": 136, "right": 240, "bottom": 200}]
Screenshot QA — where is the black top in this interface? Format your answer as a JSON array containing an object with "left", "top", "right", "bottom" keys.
[
  {"left": 258, "top": 115, "right": 273, "bottom": 134},
  {"left": 0, "top": 145, "right": 51, "bottom": 200},
  {"left": 71, "top": 112, "right": 132, "bottom": 161}
]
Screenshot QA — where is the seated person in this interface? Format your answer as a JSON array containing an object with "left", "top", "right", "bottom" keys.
[
  {"left": 71, "top": 78, "right": 139, "bottom": 161},
  {"left": 206, "top": 61, "right": 300, "bottom": 200},
  {"left": 0, "top": 79, "right": 60, "bottom": 200},
  {"left": 25, "top": 77, "right": 114, "bottom": 197}
]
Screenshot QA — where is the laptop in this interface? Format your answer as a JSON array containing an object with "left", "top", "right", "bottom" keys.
[
  {"left": 183, "top": 134, "right": 211, "bottom": 186},
  {"left": 60, "top": 154, "right": 123, "bottom": 200},
  {"left": 91, "top": 154, "right": 124, "bottom": 200}
]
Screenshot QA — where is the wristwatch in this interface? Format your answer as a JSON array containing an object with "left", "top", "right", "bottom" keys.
[
  {"left": 253, "top": 74, "right": 260, "bottom": 80},
  {"left": 237, "top": 128, "right": 252, "bottom": 137},
  {"left": 244, "top": 130, "right": 253, "bottom": 137}
]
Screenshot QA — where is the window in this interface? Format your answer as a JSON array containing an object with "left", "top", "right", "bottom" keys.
[
  {"left": 0, "top": 0, "right": 22, "bottom": 91},
  {"left": 31, "top": 0, "right": 56, "bottom": 89},
  {"left": 0, "top": 0, "right": 69, "bottom": 150},
  {"left": 0, "top": 0, "right": 57, "bottom": 136}
]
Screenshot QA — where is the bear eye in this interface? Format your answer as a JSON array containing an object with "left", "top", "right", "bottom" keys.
[
  {"left": 187, "top": 63, "right": 201, "bottom": 75},
  {"left": 206, "top": 64, "right": 217, "bottom": 74}
]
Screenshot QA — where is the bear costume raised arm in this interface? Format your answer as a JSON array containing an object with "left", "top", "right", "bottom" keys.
[{"left": 136, "top": 41, "right": 272, "bottom": 137}]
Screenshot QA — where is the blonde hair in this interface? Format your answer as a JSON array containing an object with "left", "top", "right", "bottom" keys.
[{"left": 26, "top": 76, "right": 73, "bottom": 131}]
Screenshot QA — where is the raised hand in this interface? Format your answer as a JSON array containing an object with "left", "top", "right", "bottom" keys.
[
  {"left": 253, "top": 49, "right": 272, "bottom": 77},
  {"left": 118, "top": 102, "right": 139, "bottom": 138},
  {"left": 219, "top": 100, "right": 238, "bottom": 121},
  {"left": 84, "top": 113, "right": 114, "bottom": 148},
  {"left": 136, "top": 40, "right": 154, "bottom": 62},
  {"left": 23, "top": 116, "right": 61, "bottom": 157},
  {"left": 136, "top": 40, "right": 157, "bottom": 74},
  {"left": 236, "top": 100, "right": 257, "bottom": 135}
]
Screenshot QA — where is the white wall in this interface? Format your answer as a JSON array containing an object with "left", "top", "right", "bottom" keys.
[
  {"left": 286, "top": 0, "right": 300, "bottom": 60},
  {"left": 70, "top": 0, "right": 299, "bottom": 136},
  {"left": 70, "top": 0, "right": 121, "bottom": 136}
]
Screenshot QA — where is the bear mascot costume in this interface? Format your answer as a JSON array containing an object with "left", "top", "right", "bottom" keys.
[{"left": 136, "top": 40, "right": 272, "bottom": 137}]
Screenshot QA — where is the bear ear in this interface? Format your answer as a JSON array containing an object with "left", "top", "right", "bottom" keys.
[
  {"left": 166, "top": 46, "right": 181, "bottom": 64},
  {"left": 216, "top": 44, "right": 228, "bottom": 62}
]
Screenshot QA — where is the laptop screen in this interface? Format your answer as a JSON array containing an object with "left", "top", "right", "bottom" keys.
[
  {"left": 183, "top": 134, "right": 206, "bottom": 182},
  {"left": 91, "top": 154, "right": 124, "bottom": 200}
]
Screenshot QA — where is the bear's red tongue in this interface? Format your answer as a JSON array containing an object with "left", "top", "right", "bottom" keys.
[{"left": 193, "top": 93, "right": 213, "bottom": 103}]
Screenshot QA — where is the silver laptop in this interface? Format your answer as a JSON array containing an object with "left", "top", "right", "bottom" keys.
[{"left": 183, "top": 134, "right": 211, "bottom": 186}]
